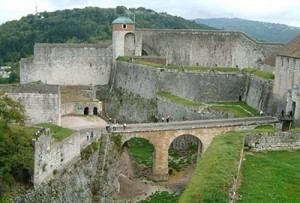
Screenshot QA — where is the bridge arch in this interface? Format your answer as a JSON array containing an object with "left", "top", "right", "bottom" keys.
[{"left": 121, "top": 135, "right": 156, "bottom": 178}]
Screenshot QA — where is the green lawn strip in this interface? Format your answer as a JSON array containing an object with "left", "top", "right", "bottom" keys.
[
  {"left": 158, "top": 91, "right": 203, "bottom": 106},
  {"left": 179, "top": 132, "right": 244, "bottom": 203},
  {"left": 158, "top": 92, "right": 259, "bottom": 117},
  {"left": 36, "top": 123, "right": 74, "bottom": 141},
  {"left": 243, "top": 68, "right": 274, "bottom": 80},
  {"left": 127, "top": 138, "right": 154, "bottom": 167},
  {"left": 208, "top": 101, "right": 260, "bottom": 117},
  {"left": 238, "top": 150, "right": 300, "bottom": 203},
  {"left": 288, "top": 128, "right": 300, "bottom": 133}
]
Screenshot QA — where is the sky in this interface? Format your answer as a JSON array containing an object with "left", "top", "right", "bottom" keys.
[{"left": 0, "top": 0, "right": 300, "bottom": 27}]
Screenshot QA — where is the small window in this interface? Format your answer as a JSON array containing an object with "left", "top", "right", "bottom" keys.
[{"left": 122, "top": 24, "right": 127, "bottom": 29}]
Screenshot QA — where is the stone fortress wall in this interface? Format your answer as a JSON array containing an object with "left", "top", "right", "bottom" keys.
[
  {"left": 0, "top": 83, "right": 61, "bottom": 125},
  {"left": 114, "top": 61, "right": 272, "bottom": 111},
  {"left": 20, "top": 43, "right": 113, "bottom": 86},
  {"left": 134, "top": 29, "right": 282, "bottom": 68},
  {"left": 33, "top": 128, "right": 104, "bottom": 185}
]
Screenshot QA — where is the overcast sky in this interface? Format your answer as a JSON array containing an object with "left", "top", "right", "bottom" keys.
[{"left": 0, "top": 0, "right": 300, "bottom": 27}]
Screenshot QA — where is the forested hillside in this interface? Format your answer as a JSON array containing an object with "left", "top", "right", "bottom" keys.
[
  {"left": 0, "top": 6, "right": 213, "bottom": 67},
  {"left": 194, "top": 17, "right": 300, "bottom": 43}
]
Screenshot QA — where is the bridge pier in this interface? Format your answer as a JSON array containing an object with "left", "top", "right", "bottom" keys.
[{"left": 152, "top": 140, "right": 169, "bottom": 182}]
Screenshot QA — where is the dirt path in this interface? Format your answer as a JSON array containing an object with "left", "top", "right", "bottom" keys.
[
  {"left": 61, "top": 115, "right": 107, "bottom": 130},
  {"left": 114, "top": 165, "right": 195, "bottom": 202}
]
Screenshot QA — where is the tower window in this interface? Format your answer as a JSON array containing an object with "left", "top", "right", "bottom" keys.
[{"left": 122, "top": 24, "right": 127, "bottom": 29}]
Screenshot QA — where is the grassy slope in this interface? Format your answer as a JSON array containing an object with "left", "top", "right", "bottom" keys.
[
  {"left": 36, "top": 123, "right": 74, "bottom": 141},
  {"left": 158, "top": 91, "right": 260, "bottom": 117},
  {"left": 179, "top": 132, "right": 244, "bottom": 203},
  {"left": 238, "top": 150, "right": 300, "bottom": 203}
]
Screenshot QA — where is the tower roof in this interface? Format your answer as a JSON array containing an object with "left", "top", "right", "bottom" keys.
[
  {"left": 277, "top": 35, "right": 300, "bottom": 59},
  {"left": 112, "top": 16, "right": 134, "bottom": 24}
]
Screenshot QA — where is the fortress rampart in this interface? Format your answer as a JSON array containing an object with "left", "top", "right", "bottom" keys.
[
  {"left": 108, "top": 62, "right": 273, "bottom": 123},
  {"left": 135, "top": 29, "right": 283, "bottom": 68},
  {"left": 20, "top": 43, "right": 113, "bottom": 86},
  {"left": 33, "top": 128, "right": 104, "bottom": 185},
  {"left": 0, "top": 83, "right": 60, "bottom": 125}
]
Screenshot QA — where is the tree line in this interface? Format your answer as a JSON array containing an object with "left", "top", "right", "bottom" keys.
[{"left": 0, "top": 6, "right": 213, "bottom": 83}]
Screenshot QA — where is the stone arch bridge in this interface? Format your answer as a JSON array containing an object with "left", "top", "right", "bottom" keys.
[{"left": 115, "top": 116, "right": 278, "bottom": 181}]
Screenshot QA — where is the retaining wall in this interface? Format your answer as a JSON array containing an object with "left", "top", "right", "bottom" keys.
[
  {"left": 33, "top": 128, "right": 104, "bottom": 185},
  {"left": 244, "top": 132, "right": 300, "bottom": 151}
]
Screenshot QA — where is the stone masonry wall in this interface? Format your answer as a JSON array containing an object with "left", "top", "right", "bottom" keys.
[
  {"left": 109, "top": 62, "right": 272, "bottom": 123},
  {"left": 135, "top": 30, "right": 282, "bottom": 68},
  {"left": 20, "top": 43, "right": 112, "bottom": 86},
  {"left": 33, "top": 128, "right": 104, "bottom": 185},
  {"left": 115, "top": 62, "right": 246, "bottom": 102},
  {"left": 61, "top": 101, "right": 102, "bottom": 116},
  {"left": 243, "top": 75, "right": 273, "bottom": 112},
  {"left": 0, "top": 83, "right": 60, "bottom": 125},
  {"left": 244, "top": 132, "right": 300, "bottom": 151}
]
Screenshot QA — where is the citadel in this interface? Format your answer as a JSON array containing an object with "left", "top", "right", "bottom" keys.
[
  {"left": 1, "top": 16, "right": 299, "bottom": 127},
  {"left": 2, "top": 16, "right": 300, "bottom": 202}
]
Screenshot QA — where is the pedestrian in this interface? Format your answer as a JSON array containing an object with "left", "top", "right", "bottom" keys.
[
  {"left": 86, "top": 131, "right": 89, "bottom": 140},
  {"left": 91, "top": 131, "right": 94, "bottom": 139},
  {"left": 106, "top": 125, "right": 110, "bottom": 132},
  {"left": 123, "top": 123, "right": 127, "bottom": 131},
  {"left": 259, "top": 110, "right": 264, "bottom": 116},
  {"left": 161, "top": 116, "right": 165, "bottom": 122},
  {"left": 166, "top": 115, "right": 170, "bottom": 122},
  {"left": 154, "top": 116, "right": 158, "bottom": 123}
]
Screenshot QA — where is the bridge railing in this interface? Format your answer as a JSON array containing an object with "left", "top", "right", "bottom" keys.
[{"left": 110, "top": 116, "right": 278, "bottom": 133}]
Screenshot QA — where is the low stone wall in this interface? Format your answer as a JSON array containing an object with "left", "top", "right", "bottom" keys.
[
  {"left": 33, "top": 128, "right": 104, "bottom": 185},
  {"left": 244, "top": 132, "right": 300, "bottom": 151}
]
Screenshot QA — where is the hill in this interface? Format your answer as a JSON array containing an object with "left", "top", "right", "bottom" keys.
[
  {"left": 0, "top": 6, "right": 213, "bottom": 67},
  {"left": 194, "top": 17, "right": 300, "bottom": 43}
]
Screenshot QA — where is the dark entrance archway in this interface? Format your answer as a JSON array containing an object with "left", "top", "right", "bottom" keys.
[
  {"left": 93, "top": 107, "right": 98, "bottom": 115},
  {"left": 84, "top": 107, "right": 89, "bottom": 115}
]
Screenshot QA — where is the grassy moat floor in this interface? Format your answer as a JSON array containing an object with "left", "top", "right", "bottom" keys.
[{"left": 237, "top": 150, "right": 300, "bottom": 203}]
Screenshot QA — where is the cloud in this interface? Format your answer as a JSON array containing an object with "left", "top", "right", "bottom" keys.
[{"left": 0, "top": 0, "right": 300, "bottom": 26}]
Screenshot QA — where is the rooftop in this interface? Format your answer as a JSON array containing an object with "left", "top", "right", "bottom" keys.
[
  {"left": 112, "top": 16, "right": 134, "bottom": 24},
  {"left": 277, "top": 35, "right": 300, "bottom": 59}
]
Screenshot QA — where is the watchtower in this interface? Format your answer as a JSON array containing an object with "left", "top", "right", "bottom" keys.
[{"left": 112, "top": 16, "right": 135, "bottom": 60}]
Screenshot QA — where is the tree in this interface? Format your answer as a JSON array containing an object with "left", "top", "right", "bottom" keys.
[
  {"left": 116, "top": 6, "right": 127, "bottom": 15},
  {"left": 0, "top": 95, "right": 25, "bottom": 128}
]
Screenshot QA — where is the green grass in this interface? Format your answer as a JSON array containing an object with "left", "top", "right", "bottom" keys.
[
  {"left": 169, "top": 144, "right": 198, "bottom": 172},
  {"left": 36, "top": 123, "right": 74, "bottom": 141},
  {"left": 243, "top": 68, "right": 274, "bottom": 80},
  {"left": 238, "top": 150, "right": 300, "bottom": 203},
  {"left": 158, "top": 91, "right": 203, "bottom": 106},
  {"left": 288, "top": 128, "right": 300, "bottom": 133},
  {"left": 116, "top": 56, "right": 130, "bottom": 62},
  {"left": 127, "top": 138, "right": 155, "bottom": 167},
  {"left": 209, "top": 101, "right": 260, "bottom": 117},
  {"left": 158, "top": 92, "right": 260, "bottom": 117},
  {"left": 137, "top": 191, "right": 180, "bottom": 203},
  {"left": 179, "top": 132, "right": 244, "bottom": 203}
]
